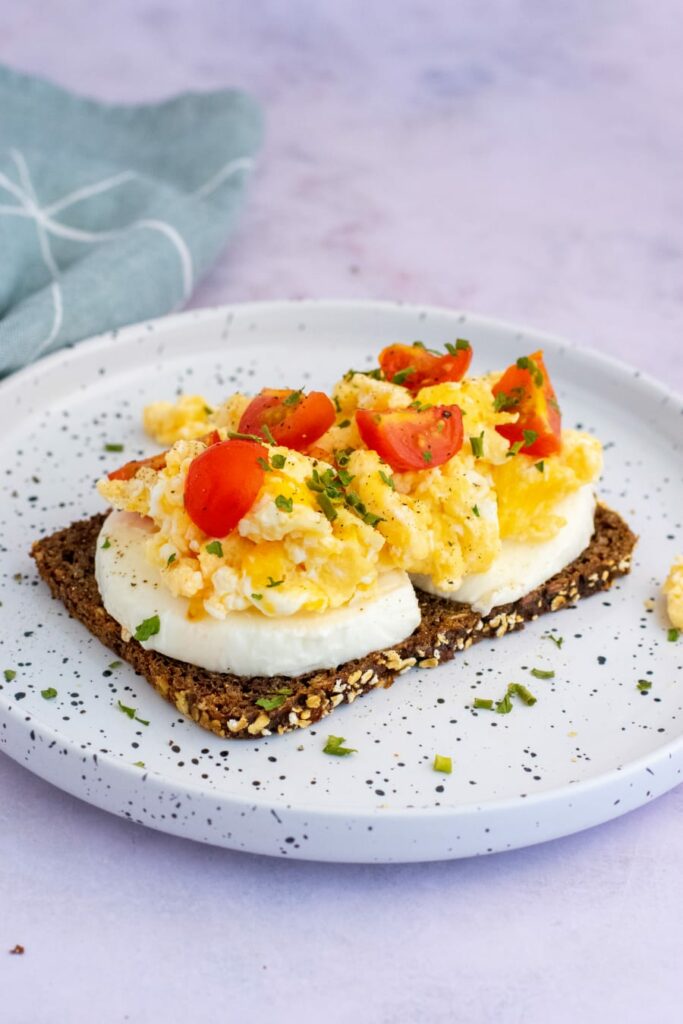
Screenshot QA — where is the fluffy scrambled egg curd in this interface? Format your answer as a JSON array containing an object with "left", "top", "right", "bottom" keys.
[
  {"left": 98, "top": 437, "right": 384, "bottom": 619},
  {"left": 664, "top": 557, "right": 683, "bottom": 630}
]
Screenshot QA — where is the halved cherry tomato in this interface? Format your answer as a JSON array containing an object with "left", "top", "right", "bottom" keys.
[
  {"left": 184, "top": 439, "right": 267, "bottom": 537},
  {"left": 238, "top": 389, "right": 336, "bottom": 451},
  {"left": 492, "top": 350, "right": 562, "bottom": 457},
  {"left": 355, "top": 404, "right": 464, "bottom": 472},
  {"left": 378, "top": 341, "right": 473, "bottom": 394},
  {"left": 107, "top": 431, "right": 221, "bottom": 481}
]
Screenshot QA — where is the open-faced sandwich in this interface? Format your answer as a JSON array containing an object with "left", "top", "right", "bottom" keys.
[{"left": 31, "top": 340, "right": 637, "bottom": 738}]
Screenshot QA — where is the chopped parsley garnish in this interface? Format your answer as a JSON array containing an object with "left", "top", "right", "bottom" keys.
[
  {"left": 523, "top": 429, "right": 538, "bottom": 447},
  {"left": 251, "top": 593, "right": 263, "bottom": 601},
  {"left": 637, "top": 680, "right": 652, "bottom": 692},
  {"left": 516, "top": 356, "right": 544, "bottom": 387},
  {"left": 323, "top": 735, "right": 357, "bottom": 756},
  {"left": 256, "top": 456, "right": 271, "bottom": 472},
  {"left": 134, "top": 615, "right": 161, "bottom": 642},
  {"left": 283, "top": 390, "right": 303, "bottom": 406},
  {"left": 104, "top": 443, "right": 124, "bottom": 452},
  {"left": 101, "top": 537, "right": 111, "bottom": 550},
  {"left": 275, "top": 494, "right": 293, "bottom": 513},
  {"left": 109, "top": 661, "right": 122, "bottom": 670},
  {"left": 472, "top": 505, "right": 480, "bottom": 517},
  {"left": 271, "top": 453, "right": 286, "bottom": 469},
  {"left": 392, "top": 366, "right": 415, "bottom": 386},
  {"left": 266, "top": 577, "right": 284, "bottom": 588},
  {"left": 255, "top": 687, "right": 292, "bottom": 711},
  {"left": 379, "top": 470, "right": 395, "bottom": 489},
  {"left": 166, "top": 553, "right": 176, "bottom": 566},
  {"left": 470, "top": 431, "right": 485, "bottom": 458},
  {"left": 41, "top": 687, "right": 57, "bottom": 700},
  {"left": 433, "top": 754, "right": 452, "bottom": 774},
  {"left": 3, "top": 669, "right": 16, "bottom": 682},
  {"left": 530, "top": 668, "right": 555, "bottom": 680},
  {"left": 422, "top": 450, "right": 433, "bottom": 463},
  {"left": 473, "top": 698, "right": 493, "bottom": 710},
  {"left": 338, "top": 419, "right": 351, "bottom": 429},
  {"left": 535, "top": 461, "right": 545, "bottom": 473},
  {"left": 205, "top": 540, "right": 224, "bottom": 557},
  {"left": 668, "top": 627, "right": 680, "bottom": 642},
  {"left": 546, "top": 633, "right": 564, "bottom": 649}
]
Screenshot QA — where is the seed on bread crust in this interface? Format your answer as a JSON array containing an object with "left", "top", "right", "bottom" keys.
[{"left": 30, "top": 504, "right": 637, "bottom": 740}]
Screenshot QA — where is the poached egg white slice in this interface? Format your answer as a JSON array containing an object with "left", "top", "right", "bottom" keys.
[
  {"left": 411, "top": 485, "right": 596, "bottom": 615},
  {"left": 95, "top": 511, "right": 421, "bottom": 678}
]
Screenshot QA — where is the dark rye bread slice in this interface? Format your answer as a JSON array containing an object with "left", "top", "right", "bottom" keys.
[{"left": 31, "top": 505, "right": 636, "bottom": 739}]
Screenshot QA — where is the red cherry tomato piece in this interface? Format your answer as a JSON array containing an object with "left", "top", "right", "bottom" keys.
[
  {"left": 355, "top": 405, "right": 464, "bottom": 472},
  {"left": 378, "top": 342, "right": 473, "bottom": 394},
  {"left": 184, "top": 439, "right": 267, "bottom": 537},
  {"left": 107, "top": 431, "right": 221, "bottom": 482},
  {"left": 492, "top": 350, "right": 562, "bottom": 457},
  {"left": 238, "top": 389, "right": 336, "bottom": 451}
]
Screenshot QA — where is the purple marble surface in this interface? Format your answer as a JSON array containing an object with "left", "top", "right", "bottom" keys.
[{"left": 1, "top": 3, "right": 682, "bottom": 1022}]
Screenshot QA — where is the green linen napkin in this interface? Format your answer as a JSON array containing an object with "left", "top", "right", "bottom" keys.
[{"left": 0, "top": 65, "right": 263, "bottom": 375}]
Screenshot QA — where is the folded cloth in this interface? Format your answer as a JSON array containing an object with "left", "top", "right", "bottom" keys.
[{"left": 0, "top": 65, "right": 262, "bottom": 375}]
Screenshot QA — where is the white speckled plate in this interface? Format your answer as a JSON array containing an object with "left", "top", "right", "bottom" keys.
[{"left": 1, "top": 301, "right": 682, "bottom": 862}]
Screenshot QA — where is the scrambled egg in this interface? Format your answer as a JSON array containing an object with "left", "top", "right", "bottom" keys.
[
  {"left": 664, "top": 557, "right": 683, "bottom": 629},
  {"left": 98, "top": 438, "right": 384, "bottom": 619},
  {"left": 144, "top": 393, "right": 251, "bottom": 445}
]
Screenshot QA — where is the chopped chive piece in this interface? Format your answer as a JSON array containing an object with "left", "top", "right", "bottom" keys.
[
  {"left": 530, "top": 668, "right": 555, "bottom": 680},
  {"left": 433, "top": 754, "right": 452, "bottom": 774},
  {"left": 283, "top": 390, "right": 303, "bottom": 406},
  {"left": 205, "top": 540, "right": 224, "bottom": 557},
  {"left": 472, "top": 504, "right": 480, "bottom": 517},
  {"left": 203, "top": 405, "right": 214, "bottom": 415},
  {"left": 108, "top": 661, "right": 122, "bottom": 670},
  {"left": 422, "top": 450, "right": 433, "bottom": 463},
  {"left": 255, "top": 687, "right": 292, "bottom": 711},
  {"left": 227, "top": 430, "right": 263, "bottom": 443},
  {"left": 523, "top": 429, "right": 538, "bottom": 447},
  {"left": 516, "top": 356, "right": 544, "bottom": 387},
  {"left": 337, "top": 468, "right": 355, "bottom": 486},
  {"left": 473, "top": 698, "right": 493, "bottom": 710},
  {"left": 40, "top": 687, "right": 58, "bottom": 700},
  {"left": 506, "top": 440, "right": 524, "bottom": 457},
  {"left": 392, "top": 366, "right": 415, "bottom": 386},
  {"left": 133, "top": 761, "right": 146, "bottom": 768},
  {"left": 275, "top": 494, "right": 293, "bottom": 513},
  {"left": 262, "top": 425, "right": 277, "bottom": 445},
  {"left": 117, "top": 701, "right": 136, "bottom": 719},
  {"left": 251, "top": 593, "right": 263, "bottom": 601},
  {"left": 333, "top": 395, "right": 342, "bottom": 412},
  {"left": 362, "top": 511, "right": 385, "bottom": 527},
  {"left": 535, "top": 461, "right": 545, "bottom": 472},
  {"left": 166, "top": 553, "right": 176, "bottom": 566},
  {"left": 256, "top": 456, "right": 271, "bottom": 472},
  {"left": 470, "top": 431, "right": 485, "bottom": 458},
  {"left": 135, "top": 715, "right": 150, "bottom": 727},
  {"left": 338, "top": 419, "right": 351, "bottom": 429},
  {"left": 316, "top": 491, "right": 338, "bottom": 522},
  {"left": 101, "top": 537, "right": 111, "bottom": 550},
  {"left": 667, "top": 627, "right": 680, "bottom": 642},
  {"left": 104, "top": 443, "right": 124, "bottom": 452},
  {"left": 509, "top": 683, "right": 537, "bottom": 706},
  {"left": 3, "top": 669, "right": 16, "bottom": 682},
  {"left": 445, "top": 339, "right": 471, "bottom": 355},
  {"left": 267, "top": 577, "right": 284, "bottom": 588},
  {"left": 546, "top": 633, "right": 564, "bottom": 649},
  {"left": 495, "top": 691, "right": 513, "bottom": 715},
  {"left": 134, "top": 615, "right": 161, "bottom": 642},
  {"left": 637, "top": 680, "right": 652, "bottom": 692},
  {"left": 379, "top": 470, "right": 395, "bottom": 489},
  {"left": 323, "top": 735, "right": 357, "bottom": 756},
  {"left": 271, "top": 453, "right": 286, "bottom": 469}
]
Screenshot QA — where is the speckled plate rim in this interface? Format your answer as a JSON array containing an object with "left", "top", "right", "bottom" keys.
[{"left": 1, "top": 298, "right": 682, "bottom": 862}]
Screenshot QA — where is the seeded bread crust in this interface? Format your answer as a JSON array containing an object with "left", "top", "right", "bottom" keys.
[{"left": 30, "top": 505, "right": 636, "bottom": 739}]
